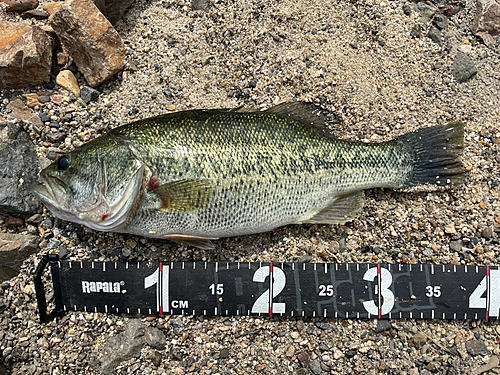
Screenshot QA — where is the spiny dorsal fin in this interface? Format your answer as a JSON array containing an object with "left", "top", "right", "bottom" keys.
[
  {"left": 153, "top": 179, "right": 214, "bottom": 213},
  {"left": 304, "top": 190, "right": 365, "bottom": 224}
]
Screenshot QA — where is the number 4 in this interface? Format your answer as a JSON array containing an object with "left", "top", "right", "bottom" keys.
[{"left": 426, "top": 286, "right": 441, "bottom": 298}]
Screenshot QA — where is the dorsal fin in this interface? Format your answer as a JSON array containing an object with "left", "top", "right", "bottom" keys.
[
  {"left": 264, "top": 102, "right": 338, "bottom": 137},
  {"left": 265, "top": 102, "right": 327, "bottom": 125},
  {"left": 229, "top": 105, "right": 258, "bottom": 113}
]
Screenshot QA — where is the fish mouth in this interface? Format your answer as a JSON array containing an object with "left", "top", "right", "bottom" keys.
[{"left": 32, "top": 177, "right": 75, "bottom": 221}]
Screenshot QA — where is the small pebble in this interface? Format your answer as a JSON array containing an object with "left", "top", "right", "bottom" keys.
[
  {"left": 5, "top": 217, "right": 24, "bottom": 228},
  {"left": 466, "top": 340, "right": 489, "bottom": 356},
  {"left": 481, "top": 227, "right": 493, "bottom": 239},
  {"left": 412, "top": 333, "right": 426, "bottom": 348}
]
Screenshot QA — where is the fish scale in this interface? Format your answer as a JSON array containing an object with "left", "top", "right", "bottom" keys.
[{"left": 33, "top": 102, "right": 464, "bottom": 249}]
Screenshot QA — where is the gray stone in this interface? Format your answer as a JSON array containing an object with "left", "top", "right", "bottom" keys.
[
  {"left": 0, "top": 233, "right": 39, "bottom": 282},
  {"left": 309, "top": 359, "right": 323, "bottom": 375},
  {"left": 427, "top": 26, "right": 442, "bottom": 45},
  {"left": 47, "top": 238, "right": 61, "bottom": 250},
  {"left": 452, "top": 52, "right": 478, "bottom": 83},
  {"left": 46, "top": 147, "right": 65, "bottom": 161},
  {"left": 375, "top": 320, "right": 392, "bottom": 333},
  {"left": 433, "top": 14, "right": 449, "bottom": 29},
  {"left": 410, "top": 24, "right": 422, "bottom": 38},
  {"left": 450, "top": 239, "right": 463, "bottom": 252},
  {"left": 192, "top": 0, "right": 210, "bottom": 12},
  {"left": 80, "top": 86, "right": 101, "bottom": 104},
  {"left": 99, "top": 319, "right": 145, "bottom": 373},
  {"left": 314, "top": 321, "right": 331, "bottom": 331},
  {"left": 144, "top": 327, "right": 167, "bottom": 350},
  {"left": 466, "top": 340, "right": 489, "bottom": 356},
  {"left": 220, "top": 348, "right": 230, "bottom": 359},
  {"left": 46, "top": 131, "right": 66, "bottom": 143},
  {"left": 37, "top": 95, "right": 51, "bottom": 103},
  {"left": 0, "top": 122, "right": 41, "bottom": 216},
  {"left": 417, "top": 2, "right": 437, "bottom": 18}
]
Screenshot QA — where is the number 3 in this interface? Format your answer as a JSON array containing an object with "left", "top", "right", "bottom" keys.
[{"left": 362, "top": 267, "right": 395, "bottom": 316}]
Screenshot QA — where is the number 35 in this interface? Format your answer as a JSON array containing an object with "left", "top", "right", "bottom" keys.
[{"left": 426, "top": 286, "right": 441, "bottom": 297}]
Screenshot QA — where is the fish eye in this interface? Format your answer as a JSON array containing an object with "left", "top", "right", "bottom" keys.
[{"left": 56, "top": 155, "right": 71, "bottom": 171}]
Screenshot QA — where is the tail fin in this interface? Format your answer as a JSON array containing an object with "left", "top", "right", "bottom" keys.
[{"left": 399, "top": 122, "right": 465, "bottom": 188}]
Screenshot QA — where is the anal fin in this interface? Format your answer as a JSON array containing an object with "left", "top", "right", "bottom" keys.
[
  {"left": 163, "top": 233, "right": 218, "bottom": 250},
  {"left": 304, "top": 191, "right": 365, "bottom": 224}
]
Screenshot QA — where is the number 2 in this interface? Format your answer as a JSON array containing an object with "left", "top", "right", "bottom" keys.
[{"left": 251, "top": 266, "right": 286, "bottom": 314}]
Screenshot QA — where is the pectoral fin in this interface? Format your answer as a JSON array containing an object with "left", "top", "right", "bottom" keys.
[
  {"left": 304, "top": 191, "right": 365, "bottom": 224},
  {"left": 152, "top": 179, "right": 214, "bottom": 213}
]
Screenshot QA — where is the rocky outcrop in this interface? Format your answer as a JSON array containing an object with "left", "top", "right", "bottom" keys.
[
  {"left": 0, "top": 21, "right": 54, "bottom": 89},
  {"left": 472, "top": 0, "right": 500, "bottom": 47},
  {"left": 0, "top": 122, "right": 41, "bottom": 216}
]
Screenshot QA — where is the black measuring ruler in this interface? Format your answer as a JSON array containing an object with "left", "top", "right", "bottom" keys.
[{"left": 34, "top": 254, "right": 500, "bottom": 323}]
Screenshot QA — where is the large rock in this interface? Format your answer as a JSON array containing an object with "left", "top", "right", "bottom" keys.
[
  {"left": 0, "top": 122, "right": 41, "bottom": 216},
  {"left": 99, "top": 319, "right": 145, "bottom": 373},
  {"left": 472, "top": 0, "right": 500, "bottom": 47},
  {"left": 0, "top": 21, "right": 54, "bottom": 89},
  {"left": 0, "top": 233, "right": 39, "bottom": 282},
  {"left": 49, "top": 0, "right": 125, "bottom": 87}
]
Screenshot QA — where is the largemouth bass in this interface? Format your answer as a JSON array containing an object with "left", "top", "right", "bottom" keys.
[{"left": 33, "top": 102, "right": 464, "bottom": 249}]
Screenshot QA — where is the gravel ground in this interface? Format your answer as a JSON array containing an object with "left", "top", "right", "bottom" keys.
[{"left": 1, "top": 0, "right": 500, "bottom": 374}]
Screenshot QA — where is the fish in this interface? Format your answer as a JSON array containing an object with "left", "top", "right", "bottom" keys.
[{"left": 32, "top": 102, "right": 465, "bottom": 249}]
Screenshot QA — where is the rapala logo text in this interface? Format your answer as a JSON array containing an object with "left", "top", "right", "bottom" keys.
[{"left": 82, "top": 281, "right": 123, "bottom": 294}]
